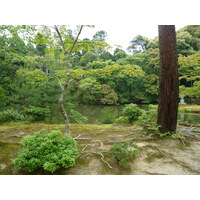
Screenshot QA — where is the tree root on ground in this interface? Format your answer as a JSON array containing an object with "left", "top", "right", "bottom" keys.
[
  {"left": 0, "top": 141, "right": 20, "bottom": 144},
  {"left": 75, "top": 137, "right": 104, "bottom": 147},
  {"left": 94, "top": 126, "right": 115, "bottom": 135},
  {"left": 146, "top": 145, "right": 200, "bottom": 174},
  {"left": 107, "top": 136, "right": 159, "bottom": 144},
  {"left": 141, "top": 171, "right": 167, "bottom": 175},
  {"left": 180, "top": 133, "right": 200, "bottom": 140},
  {"left": 178, "top": 123, "right": 200, "bottom": 127},
  {"left": 0, "top": 135, "right": 23, "bottom": 138},
  {"left": 79, "top": 151, "right": 113, "bottom": 169},
  {"left": 122, "top": 128, "right": 143, "bottom": 137}
]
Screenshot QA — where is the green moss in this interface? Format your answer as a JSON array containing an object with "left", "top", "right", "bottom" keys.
[
  {"left": 0, "top": 142, "right": 20, "bottom": 175},
  {"left": 145, "top": 152, "right": 165, "bottom": 163},
  {"left": 177, "top": 143, "right": 185, "bottom": 150},
  {"left": 77, "top": 158, "right": 91, "bottom": 166},
  {"left": 1, "top": 121, "right": 196, "bottom": 175}
]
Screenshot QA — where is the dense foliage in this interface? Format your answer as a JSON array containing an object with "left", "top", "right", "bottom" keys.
[
  {"left": 0, "top": 109, "right": 24, "bottom": 123},
  {"left": 1, "top": 25, "right": 200, "bottom": 123},
  {"left": 12, "top": 130, "right": 78, "bottom": 173},
  {"left": 24, "top": 106, "right": 50, "bottom": 122}
]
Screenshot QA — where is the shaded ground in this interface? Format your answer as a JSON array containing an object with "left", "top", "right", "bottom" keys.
[{"left": 0, "top": 122, "right": 200, "bottom": 175}]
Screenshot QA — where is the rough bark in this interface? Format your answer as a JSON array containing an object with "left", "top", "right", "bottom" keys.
[{"left": 157, "top": 25, "right": 179, "bottom": 133}]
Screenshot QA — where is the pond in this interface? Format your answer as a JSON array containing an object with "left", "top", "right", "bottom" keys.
[
  {"left": 50, "top": 104, "right": 200, "bottom": 124},
  {"left": 75, "top": 104, "right": 200, "bottom": 124}
]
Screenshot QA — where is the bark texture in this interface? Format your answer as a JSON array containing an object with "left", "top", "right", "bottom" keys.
[{"left": 157, "top": 25, "right": 179, "bottom": 133}]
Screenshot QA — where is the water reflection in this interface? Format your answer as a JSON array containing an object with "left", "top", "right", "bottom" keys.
[
  {"left": 51, "top": 104, "right": 200, "bottom": 124},
  {"left": 75, "top": 105, "right": 200, "bottom": 124}
]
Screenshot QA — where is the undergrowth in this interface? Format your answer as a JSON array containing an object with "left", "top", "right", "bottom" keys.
[{"left": 110, "top": 142, "right": 140, "bottom": 167}]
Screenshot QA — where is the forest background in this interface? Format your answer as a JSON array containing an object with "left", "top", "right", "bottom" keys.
[{"left": 0, "top": 25, "right": 200, "bottom": 125}]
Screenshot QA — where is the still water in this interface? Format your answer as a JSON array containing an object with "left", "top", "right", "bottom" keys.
[
  {"left": 50, "top": 104, "right": 200, "bottom": 124},
  {"left": 75, "top": 105, "right": 200, "bottom": 124}
]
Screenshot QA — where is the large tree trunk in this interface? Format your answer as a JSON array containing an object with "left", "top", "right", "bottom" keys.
[{"left": 157, "top": 25, "right": 179, "bottom": 133}]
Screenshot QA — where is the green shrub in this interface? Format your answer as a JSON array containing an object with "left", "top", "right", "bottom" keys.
[
  {"left": 110, "top": 142, "right": 140, "bottom": 166},
  {"left": 115, "top": 116, "right": 129, "bottom": 124},
  {"left": 139, "top": 110, "right": 160, "bottom": 134},
  {"left": 139, "top": 111, "right": 183, "bottom": 138},
  {"left": 63, "top": 102, "right": 88, "bottom": 124},
  {"left": 68, "top": 109, "right": 88, "bottom": 123},
  {"left": 12, "top": 130, "right": 78, "bottom": 173},
  {"left": 100, "top": 107, "right": 115, "bottom": 124},
  {"left": 0, "top": 109, "right": 24, "bottom": 123},
  {"left": 24, "top": 106, "right": 50, "bottom": 122},
  {"left": 148, "top": 104, "right": 157, "bottom": 110},
  {"left": 120, "top": 104, "right": 143, "bottom": 124}
]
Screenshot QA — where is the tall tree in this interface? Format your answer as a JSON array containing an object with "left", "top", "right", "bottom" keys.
[
  {"left": 157, "top": 25, "right": 179, "bottom": 133},
  {"left": 127, "top": 35, "right": 149, "bottom": 54},
  {"left": 92, "top": 30, "right": 107, "bottom": 41}
]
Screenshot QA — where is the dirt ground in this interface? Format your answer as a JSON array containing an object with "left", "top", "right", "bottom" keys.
[{"left": 0, "top": 122, "right": 200, "bottom": 175}]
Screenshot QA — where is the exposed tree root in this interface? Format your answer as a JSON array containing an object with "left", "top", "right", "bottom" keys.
[
  {"left": 80, "top": 144, "right": 92, "bottom": 153},
  {"left": 75, "top": 137, "right": 93, "bottom": 141},
  {"left": 0, "top": 135, "right": 23, "bottom": 138},
  {"left": 108, "top": 136, "right": 159, "bottom": 144},
  {"left": 149, "top": 145, "right": 200, "bottom": 174},
  {"left": 74, "top": 133, "right": 88, "bottom": 139},
  {"left": 0, "top": 141, "right": 20, "bottom": 144},
  {"left": 179, "top": 138, "right": 186, "bottom": 146},
  {"left": 141, "top": 171, "right": 167, "bottom": 175},
  {"left": 122, "top": 128, "right": 143, "bottom": 137},
  {"left": 180, "top": 133, "right": 200, "bottom": 140},
  {"left": 94, "top": 126, "right": 114, "bottom": 135},
  {"left": 75, "top": 137, "right": 104, "bottom": 147},
  {"left": 178, "top": 123, "right": 200, "bottom": 128},
  {"left": 178, "top": 128, "right": 200, "bottom": 134},
  {"left": 80, "top": 151, "right": 113, "bottom": 169}
]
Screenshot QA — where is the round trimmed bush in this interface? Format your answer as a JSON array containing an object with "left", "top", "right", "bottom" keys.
[{"left": 12, "top": 130, "right": 78, "bottom": 173}]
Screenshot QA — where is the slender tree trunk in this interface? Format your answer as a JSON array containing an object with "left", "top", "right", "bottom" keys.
[
  {"left": 54, "top": 25, "right": 83, "bottom": 135},
  {"left": 58, "top": 84, "right": 70, "bottom": 134},
  {"left": 157, "top": 25, "right": 179, "bottom": 133}
]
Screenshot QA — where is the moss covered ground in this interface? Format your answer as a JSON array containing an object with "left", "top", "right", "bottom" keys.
[{"left": 1, "top": 122, "right": 200, "bottom": 175}]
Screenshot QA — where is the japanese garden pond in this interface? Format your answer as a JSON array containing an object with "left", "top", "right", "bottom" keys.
[{"left": 51, "top": 104, "right": 200, "bottom": 124}]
